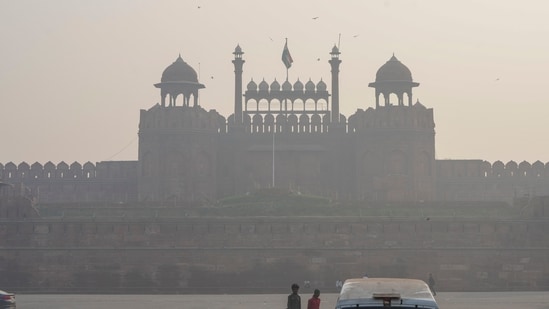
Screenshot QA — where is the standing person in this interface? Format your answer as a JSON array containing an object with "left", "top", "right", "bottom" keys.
[
  {"left": 428, "top": 273, "right": 436, "bottom": 296},
  {"left": 307, "top": 289, "right": 320, "bottom": 309},
  {"left": 287, "top": 283, "right": 301, "bottom": 309},
  {"left": 307, "top": 289, "right": 321, "bottom": 309}
]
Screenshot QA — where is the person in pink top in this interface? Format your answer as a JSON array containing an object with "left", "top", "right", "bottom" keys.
[{"left": 307, "top": 289, "right": 321, "bottom": 309}]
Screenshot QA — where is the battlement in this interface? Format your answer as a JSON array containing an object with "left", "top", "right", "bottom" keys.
[
  {"left": 437, "top": 160, "right": 549, "bottom": 179},
  {"left": 0, "top": 161, "right": 138, "bottom": 203},
  {"left": 2, "top": 158, "right": 548, "bottom": 205},
  {"left": 139, "top": 104, "right": 226, "bottom": 133},
  {"left": 0, "top": 161, "right": 138, "bottom": 181}
]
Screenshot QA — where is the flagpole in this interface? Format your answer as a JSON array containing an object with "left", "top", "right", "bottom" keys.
[
  {"left": 278, "top": 37, "right": 293, "bottom": 188},
  {"left": 282, "top": 38, "right": 291, "bottom": 116},
  {"left": 272, "top": 128, "right": 275, "bottom": 188},
  {"left": 285, "top": 38, "right": 289, "bottom": 82}
]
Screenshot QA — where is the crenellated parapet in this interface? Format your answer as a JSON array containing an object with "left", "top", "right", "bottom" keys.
[
  {"left": 139, "top": 104, "right": 226, "bottom": 133},
  {"left": 1, "top": 161, "right": 97, "bottom": 181},
  {"left": 436, "top": 159, "right": 549, "bottom": 202},
  {"left": 348, "top": 100, "right": 435, "bottom": 133},
  {"left": 0, "top": 161, "right": 138, "bottom": 203},
  {"left": 437, "top": 160, "right": 549, "bottom": 179},
  {"left": 487, "top": 160, "right": 547, "bottom": 178}
]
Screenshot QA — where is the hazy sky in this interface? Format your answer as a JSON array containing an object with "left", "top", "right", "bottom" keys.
[{"left": 1, "top": 0, "right": 548, "bottom": 165}]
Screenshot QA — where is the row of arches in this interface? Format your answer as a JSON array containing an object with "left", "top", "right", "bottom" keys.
[
  {"left": 244, "top": 98, "right": 329, "bottom": 113},
  {"left": 246, "top": 78, "right": 327, "bottom": 93},
  {"left": 237, "top": 113, "right": 345, "bottom": 133}
]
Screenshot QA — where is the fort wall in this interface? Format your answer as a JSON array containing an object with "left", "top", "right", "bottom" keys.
[
  {"left": 0, "top": 161, "right": 138, "bottom": 203},
  {"left": 1, "top": 217, "right": 548, "bottom": 293},
  {"left": 2, "top": 159, "right": 548, "bottom": 204}
]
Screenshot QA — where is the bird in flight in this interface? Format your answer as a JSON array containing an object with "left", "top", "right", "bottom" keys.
[{"left": 312, "top": 16, "right": 319, "bottom": 20}]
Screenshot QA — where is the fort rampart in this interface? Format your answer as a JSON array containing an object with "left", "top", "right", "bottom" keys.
[
  {"left": 2, "top": 159, "right": 549, "bottom": 204},
  {"left": 1, "top": 216, "right": 548, "bottom": 293}
]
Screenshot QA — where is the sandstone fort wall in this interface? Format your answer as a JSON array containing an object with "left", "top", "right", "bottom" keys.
[
  {"left": 2, "top": 159, "right": 549, "bottom": 204},
  {"left": 1, "top": 217, "right": 548, "bottom": 293}
]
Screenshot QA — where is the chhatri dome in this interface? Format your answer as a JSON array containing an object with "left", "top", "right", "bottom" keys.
[
  {"left": 368, "top": 54, "right": 419, "bottom": 107},
  {"left": 374, "top": 54, "right": 413, "bottom": 82},
  {"left": 161, "top": 54, "right": 199, "bottom": 83},
  {"left": 155, "top": 55, "right": 204, "bottom": 107}
]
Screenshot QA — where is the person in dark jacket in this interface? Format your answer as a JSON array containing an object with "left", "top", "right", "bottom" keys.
[{"left": 287, "top": 283, "right": 301, "bottom": 309}]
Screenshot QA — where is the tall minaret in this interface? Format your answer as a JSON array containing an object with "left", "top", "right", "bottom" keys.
[
  {"left": 329, "top": 45, "right": 341, "bottom": 123},
  {"left": 232, "top": 45, "right": 245, "bottom": 124}
]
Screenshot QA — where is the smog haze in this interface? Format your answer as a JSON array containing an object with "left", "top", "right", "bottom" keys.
[{"left": 1, "top": 0, "right": 548, "bottom": 164}]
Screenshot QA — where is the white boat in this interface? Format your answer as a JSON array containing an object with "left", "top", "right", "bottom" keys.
[{"left": 335, "top": 278, "right": 438, "bottom": 309}]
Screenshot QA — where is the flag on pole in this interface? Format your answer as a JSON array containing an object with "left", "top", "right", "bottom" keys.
[{"left": 281, "top": 40, "right": 293, "bottom": 69}]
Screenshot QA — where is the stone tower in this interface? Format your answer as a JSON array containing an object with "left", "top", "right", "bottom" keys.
[
  {"left": 137, "top": 55, "right": 224, "bottom": 203},
  {"left": 231, "top": 45, "right": 245, "bottom": 128},
  {"left": 329, "top": 45, "right": 342, "bottom": 124},
  {"left": 349, "top": 55, "right": 436, "bottom": 201}
]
